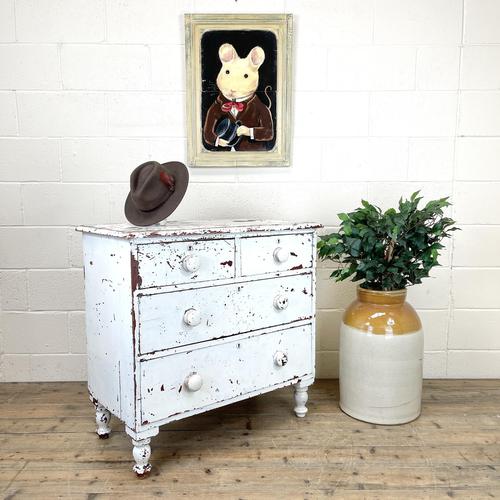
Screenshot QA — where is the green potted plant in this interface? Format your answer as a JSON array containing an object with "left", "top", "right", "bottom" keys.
[{"left": 318, "top": 192, "right": 458, "bottom": 424}]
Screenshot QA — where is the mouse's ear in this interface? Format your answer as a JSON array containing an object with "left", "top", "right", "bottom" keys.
[
  {"left": 219, "top": 43, "right": 237, "bottom": 63},
  {"left": 248, "top": 46, "right": 265, "bottom": 69}
]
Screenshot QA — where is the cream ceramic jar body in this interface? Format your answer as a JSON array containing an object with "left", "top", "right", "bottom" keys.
[{"left": 339, "top": 287, "right": 423, "bottom": 425}]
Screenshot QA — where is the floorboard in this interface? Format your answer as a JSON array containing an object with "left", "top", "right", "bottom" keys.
[{"left": 0, "top": 380, "right": 499, "bottom": 499}]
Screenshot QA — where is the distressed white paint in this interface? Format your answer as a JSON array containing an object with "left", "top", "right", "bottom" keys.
[
  {"left": 83, "top": 234, "right": 135, "bottom": 424},
  {"left": 138, "top": 273, "right": 313, "bottom": 354},
  {"left": 79, "top": 220, "right": 319, "bottom": 475},
  {"left": 78, "top": 220, "right": 321, "bottom": 239},
  {"left": 94, "top": 403, "right": 111, "bottom": 439},
  {"left": 131, "top": 438, "right": 152, "bottom": 477},
  {"left": 294, "top": 380, "right": 310, "bottom": 418},
  {"left": 137, "top": 238, "right": 235, "bottom": 288},
  {"left": 141, "top": 325, "right": 313, "bottom": 424},
  {"left": 240, "top": 233, "right": 313, "bottom": 276}
]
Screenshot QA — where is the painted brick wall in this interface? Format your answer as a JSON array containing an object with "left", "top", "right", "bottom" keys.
[{"left": 1, "top": 0, "right": 499, "bottom": 381}]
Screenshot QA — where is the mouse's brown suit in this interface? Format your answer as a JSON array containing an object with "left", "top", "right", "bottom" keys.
[{"left": 203, "top": 93, "right": 273, "bottom": 151}]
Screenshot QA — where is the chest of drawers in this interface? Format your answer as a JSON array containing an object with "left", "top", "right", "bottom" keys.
[{"left": 78, "top": 220, "right": 320, "bottom": 476}]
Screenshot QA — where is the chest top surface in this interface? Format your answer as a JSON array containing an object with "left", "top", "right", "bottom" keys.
[{"left": 76, "top": 219, "right": 322, "bottom": 240}]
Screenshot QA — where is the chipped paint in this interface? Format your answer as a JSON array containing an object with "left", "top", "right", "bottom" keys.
[
  {"left": 76, "top": 220, "right": 322, "bottom": 240},
  {"left": 240, "top": 233, "right": 313, "bottom": 276},
  {"left": 137, "top": 273, "right": 313, "bottom": 355},
  {"left": 139, "top": 325, "right": 314, "bottom": 425},
  {"left": 136, "top": 239, "right": 235, "bottom": 289},
  {"left": 79, "top": 221, "right": 320, "bottom": 477},
  {"left": 130, "top": 252, "right": 142, "bottom": 291}
]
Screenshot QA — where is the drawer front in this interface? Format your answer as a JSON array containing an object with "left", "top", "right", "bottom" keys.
[
  {"left": 139, "top": 324, "right": 313, "bottom": 424},
  {"left": 137, "top": 239, "right": 235, "bottom": 288},
  {"left": 138, "top": 273, "right": 313, "bottom": 355},
  {"left": 240, "top": 233, "right": 313, "bottom": 276}
]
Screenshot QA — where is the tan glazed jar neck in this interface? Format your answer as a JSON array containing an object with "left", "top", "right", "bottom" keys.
[
  {"left": 343, "top": 285, "right": 422, "bottom": 335},
  {"left": 357, "top": 287, "right": 407, "bottom": 306}
]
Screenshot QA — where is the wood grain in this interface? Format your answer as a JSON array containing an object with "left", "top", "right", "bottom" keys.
[{"left": 1, "top": 380, "right": 499, "bottom": 499}]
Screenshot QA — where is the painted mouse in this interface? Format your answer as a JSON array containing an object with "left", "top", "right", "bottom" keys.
[{"left": 203, "top": 43, "right": 274, "bottom": 151}]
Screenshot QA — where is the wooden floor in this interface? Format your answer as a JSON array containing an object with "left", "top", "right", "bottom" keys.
[{"left": 1, "top": 380, "right": 499, "bottom": 499}]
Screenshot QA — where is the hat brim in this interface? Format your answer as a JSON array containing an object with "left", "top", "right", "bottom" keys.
[{"left": 124, "top": 161, "right": 189, "bottom": 226}]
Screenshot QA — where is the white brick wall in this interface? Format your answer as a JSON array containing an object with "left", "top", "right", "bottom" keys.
[
  {"left": 0, "top": 92, "right": 18, "bottom": 135},
  {"left": 456, "top": 138, "right": 500, "bottom": 180},
  {"left": 0, "top": 139, "right": 60, "bottom": 181},
  {"left": 0, "top": 45, "right": 61, "bottom": 90},
  {"left": 17, "top": 92, "right": 107, "bottom": 137},
  {"left": 459, "top": 91, "right": 500, "bottom": 136},
  {"left": 61, "top": 45, "right": 150, "bottom": 90},
  {"left": 373, "top": 0, "right": 462, "bottom": 44},
  {"left": 0, "top": 0, "right": 16, "bottom": 42},
  {"left": 326, "top": 47, "right": 416, "bottom": 91},
  {"left": 0, "top": 0, "right": 499, "bottom": 381},
  {"left": 463, "top": 0, "right": 500, "bottom": 44},
  {"left": 15, "top": 0, "right": 106, "bottom": 42},
  {"left": 416, "top": 47, "right": 460, "bottom": 90}
]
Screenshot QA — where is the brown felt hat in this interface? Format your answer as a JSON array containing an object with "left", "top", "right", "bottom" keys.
[{"left": 124, "top": 161, "right": 189, "bottom": 226}]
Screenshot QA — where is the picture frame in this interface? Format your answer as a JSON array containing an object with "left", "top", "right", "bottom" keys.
[{"left": 185, "top": 13, "right": 293, "bottom": 168}]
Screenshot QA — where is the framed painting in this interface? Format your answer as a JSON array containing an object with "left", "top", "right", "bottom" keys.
[{"left": 185, "top": 13, "right": 293, "bottom": 167}]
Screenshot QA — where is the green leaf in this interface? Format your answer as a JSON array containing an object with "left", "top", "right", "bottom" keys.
[{"left": 317, "top": 192, "right": 459, "bottom": 290}]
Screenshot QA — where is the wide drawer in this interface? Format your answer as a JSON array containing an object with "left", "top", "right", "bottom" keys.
[
  {"left": 136, "top": 239, "right": 235, "bottom": 288},
  {"left": 138, "top": 273, "right": 313, "bottom": 355},
  {"left": 139, "top": 324, "right": 313, "bottom": 424},
  {"left": 240, "top": 233, "right": 313, "bottom": 276}
]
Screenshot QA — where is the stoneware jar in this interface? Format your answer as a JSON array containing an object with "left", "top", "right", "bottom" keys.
[{"left": 339, "top": 286, "right": 423, "bottom": 425}]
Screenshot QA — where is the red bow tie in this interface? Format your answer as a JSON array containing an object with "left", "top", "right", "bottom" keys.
[{"left": 221, "top": 101, "right": 245, "bottom": 113}]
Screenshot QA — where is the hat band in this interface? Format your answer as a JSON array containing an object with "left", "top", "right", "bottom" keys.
[{"left": 159, "top": 172, "right": 175, "bottom": 191}]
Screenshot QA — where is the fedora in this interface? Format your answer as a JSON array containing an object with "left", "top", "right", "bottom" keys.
[
  {"left": 215, "top": 118, "right": 242, "bottom": 147},
  {"left": 124, "top": 161, "right": 189, "bottom": 226}
]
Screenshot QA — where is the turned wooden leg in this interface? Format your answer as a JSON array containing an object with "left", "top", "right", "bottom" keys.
[
  {"left": 294, "top": 381, "right": 310, "bottom": 418},
  {"left": 132, "top": 438, "right": 152, "bottom": 477},
  {"left": 95, "top": 403, "right": 111, "bottom": 439}
]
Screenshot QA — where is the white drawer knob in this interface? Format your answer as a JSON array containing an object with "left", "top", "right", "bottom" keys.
[
  {"left": 184, "top": 372, "right": 203, "bottom": 392},
  {"left": 274, "top": 351, "right": 288, "bottom": 367},
  {"left": 182, "top": 254, "right": 200, "bottom": 273},
  {"left": 274, "top": 294, "right": 289, "bottom": 310},
  {"left": 183, "top": 308, "right": 201, "bottom": 326},
  {"left": 273, "top": 247, "right": 289, "bottom": 263}
]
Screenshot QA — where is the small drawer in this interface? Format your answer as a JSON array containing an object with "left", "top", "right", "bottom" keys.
[
  {"left": 139, "top": 324, "right": 313, "bottom": 424},
  {"left": 240, "top": 233, "right": 313, "bottom": 276},
  {"left": 136, "top": 239, "right": 235, "bottom": 288},
  {"left": 137, "top": 273, "right": 313, "bottom": 355}
]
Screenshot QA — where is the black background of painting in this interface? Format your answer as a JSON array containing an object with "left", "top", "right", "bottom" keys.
[{"left": 200, "top": 29, "right": 277, "bottom": 151}]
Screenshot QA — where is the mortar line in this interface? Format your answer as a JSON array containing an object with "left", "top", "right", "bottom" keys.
[{"left": 445, "top": 0, "right": 466, "bottom": 376}]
